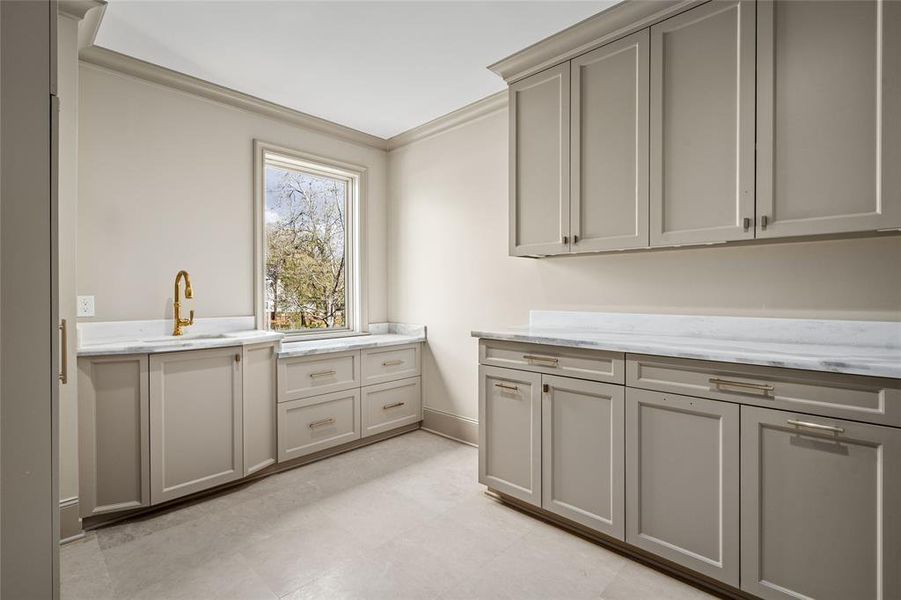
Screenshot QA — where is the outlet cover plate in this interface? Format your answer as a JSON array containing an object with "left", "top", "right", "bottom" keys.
[{"left": 77, "top": 295, "right": 95, "bottom": 317}]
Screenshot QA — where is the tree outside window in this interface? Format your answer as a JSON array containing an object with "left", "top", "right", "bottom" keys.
[{"left": 264, "top": 162, "right": 349, "bottom": 332}]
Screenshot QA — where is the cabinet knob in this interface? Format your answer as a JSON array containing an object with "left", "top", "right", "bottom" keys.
[
  {"left": 562, "top": 235, "right": 569, "bottom": 245},
  {"left": 235, "top": 354, "right": 241, "bottom": 363}
]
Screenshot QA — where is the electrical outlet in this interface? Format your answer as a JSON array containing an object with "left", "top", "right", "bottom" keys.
[{"left": 77, "top": 295, "right": 95, "bottom": 317}]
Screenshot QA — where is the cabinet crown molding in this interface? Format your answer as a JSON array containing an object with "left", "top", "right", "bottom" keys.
[{"left": 488, "top": 0, "right": 697, "bottom": 84}]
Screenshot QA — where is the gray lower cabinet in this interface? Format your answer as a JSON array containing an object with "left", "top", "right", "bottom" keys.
[
  {"left": 479, "top": 365, "right": 542, "bottom": 505},
  {"left": 278, "top": 388, "right": 361, "bottom": 462},
  {"left": 740, "top": 406, "right": 901, "bottom": 599},
  {"left": 78, "top": 354, "right": 150, "bottom": 517},
  {"left": 625, "top": 388, "right": 740, "bottom": 586},
  {"left": 361, "top": 377, "right": 422, "bottom": 438},
  {"left": 542, "top": 375, "right": 624, "bottom": 538},
  {"left": 243, "top": 342, "right": 277, "bottom": 476},
  {"left": 149, "top": 347, "right": 244, "bottom": 504}
]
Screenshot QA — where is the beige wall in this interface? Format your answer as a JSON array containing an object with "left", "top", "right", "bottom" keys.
[
  {"left": 387, "top": 108, "right": 901, "bottom": 423},
  {"left": 78, "top": 64, "right": 388, "bottom": 323}
]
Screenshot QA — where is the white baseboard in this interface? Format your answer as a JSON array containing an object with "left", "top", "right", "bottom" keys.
[
  {"left": 59, "top": 497, "right": 82, "bottom": 544},
  {"left": 422, "top": 407, "right": 478, "bottom": 447}
]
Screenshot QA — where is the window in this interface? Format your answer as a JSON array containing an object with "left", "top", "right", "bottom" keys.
[{"left": 254, "top": 142, "right": 365, "bottom": 338}]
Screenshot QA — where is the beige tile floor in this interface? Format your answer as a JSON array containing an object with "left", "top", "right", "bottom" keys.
[{"left": 61, "top": 430, "right": 716, "bottom": 600}]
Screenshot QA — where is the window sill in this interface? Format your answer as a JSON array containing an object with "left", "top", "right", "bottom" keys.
[{"left": 278, "top": 330, "right": 369, "bottom": 344}]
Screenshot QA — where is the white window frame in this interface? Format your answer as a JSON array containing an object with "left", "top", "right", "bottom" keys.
[{"left": 253, "top": 140, "right": 368, "bottom": 340}]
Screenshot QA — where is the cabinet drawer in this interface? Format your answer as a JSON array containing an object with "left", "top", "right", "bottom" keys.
[
  {"left": 479, "top": 340, "right": 624, "bottom": 384},
  {"left": 627, "top": 354, "right": 901, "bottom": 427},
  {"left": 361, "top": 377, "right": 422, "bottom": 438},
  {"left": 278, "top": 350, "right": 360, "bottom": 402},
  {"left": 277, "top": 389, "right": 361, "bottom": 462},
  {"left": 361, "top": 344, "right": 421, "bottom": 386}
]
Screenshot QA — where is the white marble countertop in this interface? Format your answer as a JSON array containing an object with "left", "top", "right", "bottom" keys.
[
  {"left": 78, "top": 328, "right": 283, "bottom": 357},
  {"left": 471, "top": 311, "right": 901, "bottom": 379},
  {"left": 77, "top": 318, "right": 426, "bottom": 358},
  {"left": 277, "top": 323, "right": 426, "bottom": 358}
]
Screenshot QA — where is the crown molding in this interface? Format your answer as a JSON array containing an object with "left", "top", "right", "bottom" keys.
[
  {"left": 488, "top": 0, "right": 699, "bottom": 83},
  {"left": 387, "top": 91, "right": 507, "bottom": 151},
  {"left": 59, "top": 0, "right": 104, "bottom": 21},
  {"left": 79, "top": 46, "right": 389, "bottom": 151}
]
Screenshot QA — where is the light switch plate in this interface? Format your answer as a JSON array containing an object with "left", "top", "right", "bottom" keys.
[{"left": 77, "top": 295, "right": 95, "bottom": 317}]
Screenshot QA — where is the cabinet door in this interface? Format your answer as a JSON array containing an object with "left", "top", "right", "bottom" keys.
[
  {"left": 509, "top": 63, "right": 570, "bottom": 257},
  {"left": 741, "top": 406, "right": 901, "bottom": 599},
  {"left": 626, "top": 388, "right": 740, "bottom": 586},
  {"left": 757, "top": 0, "right": 901, "bottom": 237},
  {"left": 243, "top": 342, "right": 276, "bottom": 476},
  {"left": 650, "top": 1, "right": 756, "bottom": 246},
  {"left": 542, "top": 375, "right": 624, "bottom": 538},
  {"left": 479, "top": 365, "right": 541, "bottom": 506},
  {"left": 571, "top": 29, "right": 649, "bottom": 252},
  {"left": 150, "top": 347, "right": 244, "bottom": 504},
  {"left": 78, "top": 355, "right": 150, "bottom": 516}
]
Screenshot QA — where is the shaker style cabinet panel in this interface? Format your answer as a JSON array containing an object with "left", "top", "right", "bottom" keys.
[
  {"left": 542, "top": 375, "right": 624, "bottom": 538},
  {"left": 740, "top": 406, "right": 901, "bottom": 599},
  {"left": 150, "top": 347, "right": 244, "bottom": 504},
  {"left": 570, "top": 29, "right": 649, "bottom": 252},
  {"left": 756, "top": 0, "right": 901, "bottom": 237},
  {"left": 649, "top": 0, "right": 756, "bottom": 246},
  {"left": 278, "top": 388, "right": 361, "bottom": 462},
  {"left": 361, "top": 377, "right": 422, "bottom": 438},
  {"left": 78, "top": 355, "right": 150, "bottom": 517},
  {"left": 509, "top": 63, "right": 571, "bottom": 257},
  {"left": 479, "top": 365, "right": 542, "bottom": 506},
  {"left": 626, "top": 388, "right": 740, "bottom": 586},
  {"left": 243, "top": 342, "right": 277, "bottom": 476}
]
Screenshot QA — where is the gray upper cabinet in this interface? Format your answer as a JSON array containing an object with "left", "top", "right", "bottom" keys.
[
  {"left": 570, "top": 29, "right": 649, "bottom": 252},
  {"left": 150, "top": 347, "right": 244, "bottom": 504},
  {"left": 649, "top": 1, "right": 756, "bottom": 246},
  {"left": 78, "top": 354, "right": 150, "bottom": 517},
  {"left": 542, "top": 375, "right": 624, "bottom": 538},
  {"left": 626, "top": 388, "right": 740, "bottom": 586},
  {"left": 479, "top": 365, "right": 542, "bottom": 506},
  {"left": 740, "top": 406, "right": 901, "bottom": 599},
  {"left": 756, "top": 0, "right": 901, "bottom": 237},
  {"left": 509, "top": 63, "right": 570, "bottom": 257}
]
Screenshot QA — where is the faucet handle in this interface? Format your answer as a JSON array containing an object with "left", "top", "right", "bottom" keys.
[{"left": 188, "top": 309, "right": 195, "bottom": 325}]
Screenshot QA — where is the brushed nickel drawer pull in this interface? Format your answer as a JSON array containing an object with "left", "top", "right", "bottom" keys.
[
  {"left": 709, "top": 377, "right": 774, "bottom": 394},
  {"left": 58, "top": 319, "right": 68, "bottom": 384},
  {"left": 382, "top": 359, "right": 404, "bottom": 367},
  {"left": 310, "top": 370, "right": 337, "bottom": 378},
  {"left": 787, "top": 419, "right": 845, "bottom": 434},
  {"left": 523, "top": 354, "right": 559, "bottom": 367},
  {"left": 309, "top": 417, "right": 335, "bottom": 429},
  {"left": 383, "top": 401, "right": 406, "bottom": 410},
  {"left": 494, "top": 382, "right": 519, "bottom": 391}
]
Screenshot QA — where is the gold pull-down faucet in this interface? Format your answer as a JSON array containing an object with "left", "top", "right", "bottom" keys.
[{"left": 173, "top": 270, "right": 195, "bottom": 336}]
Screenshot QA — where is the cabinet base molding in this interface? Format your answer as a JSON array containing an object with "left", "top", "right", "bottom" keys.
[
  {"left": 484, "top": 488, "right": 756, "bottom": 600},
  {"left": 59, "top": 498, "right": 83, "bottom": 544},
  {"left": 82, "top": 423, "right": 421, "bottom": 532},
  {"left": 421, "top": 407, "right": 478, "bottom": 446}
]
